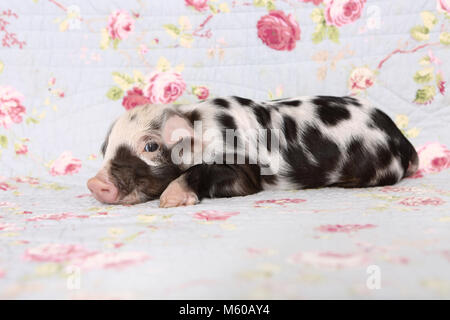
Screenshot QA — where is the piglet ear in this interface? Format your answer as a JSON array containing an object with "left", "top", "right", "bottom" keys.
[{"left": 161, "top": 114, "right": 194, "bottom": 145}]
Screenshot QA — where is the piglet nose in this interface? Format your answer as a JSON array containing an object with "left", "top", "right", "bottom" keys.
[{"left": 87, "top": 176, "right": 119, "bottom": 204}]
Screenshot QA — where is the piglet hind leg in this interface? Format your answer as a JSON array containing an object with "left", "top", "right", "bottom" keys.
[{"left": 159, "top": 175, "right": 199, "bottom": 208}]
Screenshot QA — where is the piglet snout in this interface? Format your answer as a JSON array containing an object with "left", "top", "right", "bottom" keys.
[{"left": 87, "top": 175, "right": 118, "bottom": 204}]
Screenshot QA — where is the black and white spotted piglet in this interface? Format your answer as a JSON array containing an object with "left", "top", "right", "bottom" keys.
[{"left": 87, "top": 96, "right": 418, "bottom": 207}]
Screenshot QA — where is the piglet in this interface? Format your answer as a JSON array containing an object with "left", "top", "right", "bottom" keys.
[{"left": 87, "top": 96, "right": 418, "bottom": 208}]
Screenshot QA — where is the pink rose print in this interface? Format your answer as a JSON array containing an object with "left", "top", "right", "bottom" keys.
[
  {"left": 24, "top": 243, "right": 96, "bottom": 263},
  {"left": 0, "top": 182, "right": 15, "bottom": 191},
  {"left": 192, "top": 86, "right": 209, "bottom": 100},
  {"left": 122, "top": 87, "right": 150, "bottom": 110},
  {"left": 300, "top": 0, "right": 324, "bottom": 5},
  {"left": 194, "top": 210, "right": 240, "bottom": 221},
  {"left": 0, "top": 9, "right": 26, "bottom": 49},
  {"left": 437, "top": 0, "right": 450, "bottom": 14},
  {"left": 72, "top": 251, "right": 149, "bottom": 270},
  {"left": 12, "top": 176, "right": 39, "bottom": 184},
  {"left": 288, "top": 251, "right": 369, "bottom": 268},
  {"left": 437, "top": 72, "right": 446, "bottom": 95},
  {"left": 428, "top": 50, "right": 442, "bottom": 65},
  {"left": 257, "top": 11, "right": 301, "bottom": 51},
  {"left": 0, "top": 222, "right": 23, "bottom": 232},
  {"left": 408, "top": 170, "right": 424, "bottom": 179},
  {"left": 380, "top": 186, "right": 417, "bottom": 193},
  {"left": 254, "top": 198, "right": 306, "bottom": 207},
  {"left": 0, "top": 86, "right": 26, "bottom": 129},
  {"left": 49, "top": 151, "right": 82, "bottom": 176},
  {"left": 324, "top": 0, "right": 366, "bottom": 27},
  {"left": 26, "top": 212, "right": 88, "bottom": 222},
  {"left": 316, "top": 224, "right": 376, "bottom": 233},
  {"left": 75, "top": 193, "right": 93, "bottom": 198},
  {"left": 409, "top": 142, "right": 450, "bottom": 178},
  {"left": 185, "top": 0, "right": 209, "bottom": 12},
  {"left": 24, "top": 243, "right": 149, "bottom": 270},
  {"left": 144, "top": 71, "right": 186, "bottom": 104},
  {"left": 0, "top": 176, "right": 16, "bottom": 191},
  {"left": 107, "top": 10, "right": 135, "bottom": 40},
  {"left": 399, "top": 197, "right": 445, "bottom": 207},
  {"left": 15, "top": 143, "right": 28, "bottom": 155},
  {"left": 348, "top": 66, "right": 375, "bottom": 94},
  {"left": 0, "top": 268, "right": 4, "bottom": 278}
]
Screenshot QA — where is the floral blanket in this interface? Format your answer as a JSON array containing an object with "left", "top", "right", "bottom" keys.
[{"left": 1, "top": 0, "right": 450, "bottom": 299}]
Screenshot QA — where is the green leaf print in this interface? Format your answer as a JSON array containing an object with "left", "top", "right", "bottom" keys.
[{"left": 106, "top": 86, "right": 124, "bottom": 101}]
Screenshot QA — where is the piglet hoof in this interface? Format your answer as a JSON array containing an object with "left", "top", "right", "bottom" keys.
[{"left": 159, "top": 180, "right": 199, "bottom": 208}]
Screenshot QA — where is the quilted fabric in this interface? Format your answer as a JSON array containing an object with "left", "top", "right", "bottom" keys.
[{"left": 0, "top": 0, "right": 449, "bottom": 299}]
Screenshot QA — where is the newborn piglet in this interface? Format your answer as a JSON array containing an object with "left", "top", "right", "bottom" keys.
[{"left": 87, "top": 96, "right": 418, "bottom": 207}]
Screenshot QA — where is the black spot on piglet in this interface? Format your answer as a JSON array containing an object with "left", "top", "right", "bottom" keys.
[
  {"left": 216, "top": 113, "right": 237, "bottom": 130},
  {"left": 277, "top": 100, "right": 302, "bottom": 107},
  {"left": 283, "top": 125, "right": 340, "bottom": 188},
  {"left": 109, "top": 145, "right": 181, "bottom": 201},
  {"left": 369, "top": 109, "right": 418, "bottom": 177},
  {"left": 233, "top": 96, "right": 253, "bottom": 106},
  {"left": 339, "top": 138, "right": 376, "bottom": 187},
  {"left": 213, "top": 98, "right": 230, "bottom": 109},
  {"left": 282, "top": 115, "right": 298, "bottom": 143},
  {"left": 253, "top": 105, "right": 272, "bottom": 128},
  {"left": 313, "top": 96, "right": 351, "bottom": 126}
]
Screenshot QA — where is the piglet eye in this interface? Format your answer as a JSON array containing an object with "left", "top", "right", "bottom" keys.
[{"left": 144, "top": 142, "right": 159, "bottom": 152}]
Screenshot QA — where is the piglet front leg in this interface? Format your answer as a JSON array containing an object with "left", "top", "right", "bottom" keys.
[
  {"left": 159, "top": 163, "right": 263, "bottom": 208},
  {"left": 159, "top": 175, "right": 199, "bottom": 208}
]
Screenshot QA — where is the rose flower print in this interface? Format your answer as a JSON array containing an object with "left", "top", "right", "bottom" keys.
[{"left": 257, "top": 11, "right": 301, "bottom": 51}]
